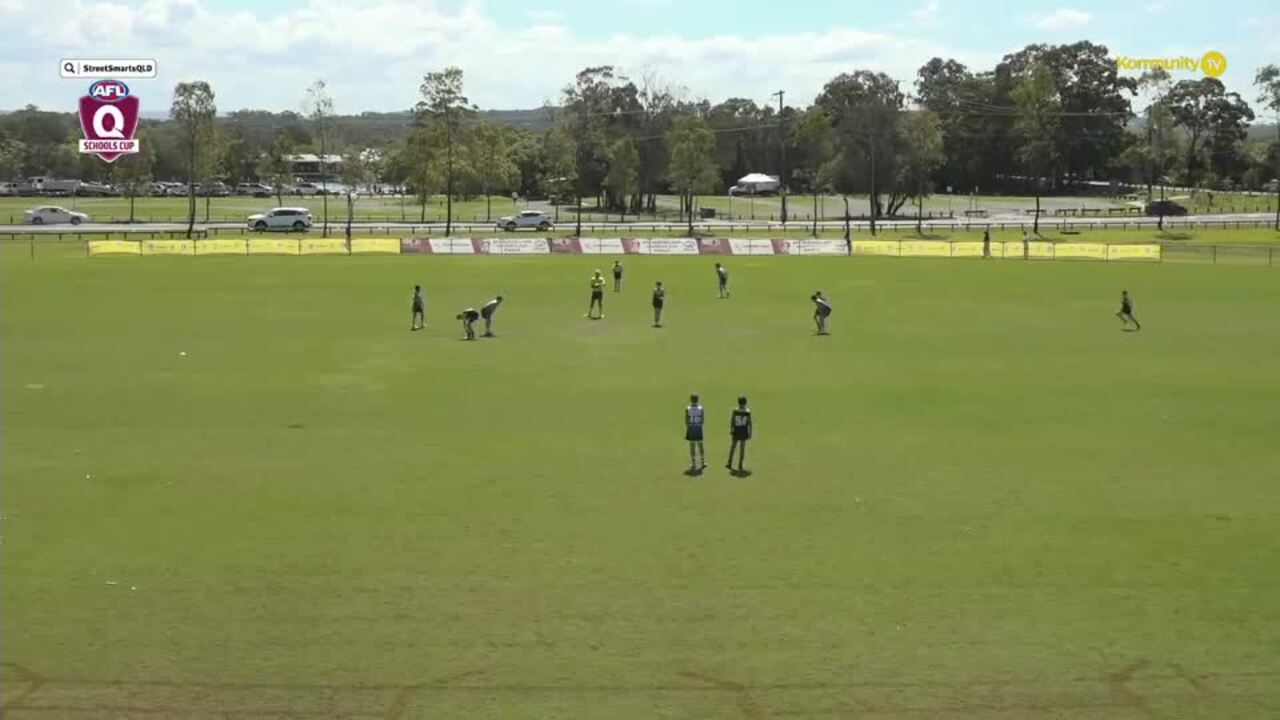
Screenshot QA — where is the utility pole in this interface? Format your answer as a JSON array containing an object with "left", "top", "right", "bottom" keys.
[{"left": 772, "top": 90, "right": 787, "bottom": 225}]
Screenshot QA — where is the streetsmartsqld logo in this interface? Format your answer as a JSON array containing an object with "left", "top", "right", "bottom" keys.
[
  {"left": 78, "top": 79, "right": 140, "bottom": 162},
  {"left": 1116, "top": 50, "right": 1227, "bottom": 78}
]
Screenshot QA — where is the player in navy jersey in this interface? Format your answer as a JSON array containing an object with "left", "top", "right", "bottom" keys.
[
  {"left": 652, "top": 281, "right": 666, "bottom": 327},
  {"left": 411, "top": 285, "right": 425, "bottom": 331},
  {"left": 586, "top": 270, "right": 606, "bottom": 319},
  {"left": 456, "top": 308, "right": 480, "bottom": 340},
  {"left": 715, "top": 262, "right": 730, "bottom": 298},
  {"left": 685, "top": 394, "right": 706, "bottom": 471},
  {"left": 726, "top": 396, "right": 753, "bottom": 472},
  {"left": 1116, "top": 290, "right": 1141, "bottom": 331},
  {"left": 811, "top": 291, "right": 832, "bottom": 335},
  {"left": 612, "top": 260, "right": 624, "bottom": 292},
  {"left": 480, "top": 295, "right": 503, "bottom": 337}
]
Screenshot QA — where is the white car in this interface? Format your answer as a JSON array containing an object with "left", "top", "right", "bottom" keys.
[
  {"left": 24, "top": 206, "right": 89, "bottom": 225},
  {"left": 247, "top": 207, "right": 314, "bottom": 232},
  {"left": 496, "top": 210, "right": 554, "bottom": 232}
]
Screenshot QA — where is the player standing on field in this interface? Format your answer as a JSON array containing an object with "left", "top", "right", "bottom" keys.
[
  {"left": 726, "top": 396, "right": 752, "bottom": 472},
  {"left": 652, "top": 281, "right": 666, "bottom": 327},
  {"left": 411, "top": 285, "right": 425, "bottom": 331},
  {"left": 685, "top": 394, "right": 706, "bottom": 471},
  {"left": 612, "top": 260, "right": 624, "bottom": 292},
  {"left": 480, "top": 295, "right": 503, "bottom": 337},
  {"left": 586, "top": 270, "right": 606, "bottom": 319},
  {"left": 456, "top": 308, "right": 480, "bottom": 340},
  {"left": 715, "top": 262, "right": 730, "bottom": 298},
  {"left": 1116, "top": 290, "right": 1141, "bottom": 331},
  {"left": 811, "top": 291, "right": 832, "bottom": 335}
]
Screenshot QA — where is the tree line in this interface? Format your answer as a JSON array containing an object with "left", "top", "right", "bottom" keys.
[{"left": 2, "top": 41, "right": 1279, "bottom": 236}]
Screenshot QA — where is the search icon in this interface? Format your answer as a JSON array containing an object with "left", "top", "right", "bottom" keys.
[{"left": 63, "top": 61, "right": 77, "bottom": 74}]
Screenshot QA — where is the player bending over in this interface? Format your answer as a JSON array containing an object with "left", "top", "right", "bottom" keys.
[
  {"left": 411, "top": 285, "right": 425, "bottom": 331},
  {"left": 1117, "top": 290, "right": 1141, "bottom": 331},
  {"left": 652, "top": 281, "right": 666, "bottom": 327},
  {"left": 726, "top": 396, "right": 753, "bottom": 472},
  {"left": 715, "top": 262, "right": 730, "bottom": 298},
  {"left": 457, "top": 308, "right": 480, "bottom": 340},
  {"left": 481, "top": 295, "right": 503, "bottom": 337},
  {"left": 685, "top": 394, "right": 706, "bottom": 471},
  {"left": 811, "top": 291, "right": 832, "bottom": 334},
  {"left": 612, "top": 260, "right": 624, "bottom": 292},
  {"left": 586, "top": 270, "right": 606, "bottom": 319}
]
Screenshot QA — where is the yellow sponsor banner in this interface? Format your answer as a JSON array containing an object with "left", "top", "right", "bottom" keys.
[
  {"left": 1107, "top": 244, "right": 1161, "bottom": 261},
  {"left": 88, "top": 240, "right": 141, "bottom": 255},
  {"left": 141, "top": 239, "right": 195, "bottom": 256},
  {"left": 300, "top": 238, "right": 348, "bottom": 255},
  {"left": 900, "top": 240, "right": 951, "bottom": 257},
  {"left": 1027, "top": 241, "right": 1055, "bottom": 259},
  {"left": 351, "top": 237, "right": 401, "bottom": 254},
  {"left": 998, "top": 241, "right": 1024, "bottom": 259},
  {"left": 852, "top": 240, "right": 900, "bottom": 256},
  {"left": 951, "top": 241, "right": 987, "bottom": 258},
  {"left": 195, "top": 239, "right": 248, "bottom": 255},
  {"left": 249, "top": 238, "right": 301, "bottom": 255},
  {"left": 1054, "top": 243, "right": 1107, "bottom": 261}
]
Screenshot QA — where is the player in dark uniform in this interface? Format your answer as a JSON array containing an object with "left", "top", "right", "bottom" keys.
[
  {"left": 726, "top": 396, "right": 752, "bottom": 472},
  {"left": 811, "top": 291, "right": 832, "bottom": 335},
  {"left": 715, "top": 262, "right": 730, "bottom": 298},
  {"left": 685, "top": 394, "right": 706, "bottom": 471},
  {"left": 586, "top": 270, "right": 606, "bottom": 319},
  {"left": 480, "top": 295, "right": 503, "bottom": 337},
  {"left": 612, "top": 260, "right": 624, "bottom": 292},
  {"left": 1116, "top": 290, "right": 1141, "bottom": 331},
  {"left": 411, "top": 285, "right": 425, "bottom": 331},
  {"left": 456, "top": 308, "right": 480, "bottom": 340},
  {"left": 652, "top": 281, "right": 666, "bottom": 327}
]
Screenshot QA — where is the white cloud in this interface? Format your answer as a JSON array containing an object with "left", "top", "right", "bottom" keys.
[
  {"left": 1035, "top": 8, "right": 1092, "bottom": 30},
  {"left": 0, "top": 0, "right": 996, "bottom": 112},
  {"left": 1145, "top": 2, "right": 1166, "bottom": 12},
  {"left": 912, "top": 1, "right": 940, "bottom": 22}
]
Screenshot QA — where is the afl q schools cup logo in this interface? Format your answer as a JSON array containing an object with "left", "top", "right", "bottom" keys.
[{"left": 78, "top": 79, "right": 141, "bottom": 162}]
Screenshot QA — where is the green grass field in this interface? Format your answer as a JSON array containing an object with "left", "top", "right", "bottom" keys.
[{"left": 3, "top": 246, "right": 1279, "bottom": 718}]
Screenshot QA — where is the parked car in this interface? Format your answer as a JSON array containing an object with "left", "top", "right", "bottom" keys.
[
  {"left": 1144, "top": 199, "right": 1188, "bottom": 217},
  {"left": 496, "top": 210, "right": 554, "bottom": 232},
  {"left": 197, "top": 182, "right": 231, "bottom": 197},
  {"left": 78, "top": 181, "right": 118, "bottom": 197},
  {"left": 290, "top": 182, "right": 321, "bottom": 196},
  {"left": 236, "top": 183, "right": 275, "bottom": 197},
  {"left": 24, "top": 206, "right": 89, "bottom": 225},
  {"left": 0, "top": 182, "right": 15, "bottom": 196},
  {"left": 247, "top": 207, "right": 314, "bottom": 232}
]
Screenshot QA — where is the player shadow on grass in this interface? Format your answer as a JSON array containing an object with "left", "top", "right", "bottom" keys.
[
  {"left": 729, "top": 469, "right": 753, "bottom": 478},
  {"left": 683, "top": 467, "right": 704, "bottom": 477}
]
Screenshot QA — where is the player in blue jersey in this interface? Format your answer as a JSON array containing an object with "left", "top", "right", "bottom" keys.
[
  {"left": 652, "top": 281, "right": 666, "bottom": 327},
  {"left": 811, "top": 291, "right": 832, "bottom": 335},
  {"left": 715, "top": 262, "right": 730, "bottom": 298},
  {"left": 1116, "top": 290, "right": 1141, "bottom": 331},
  {"left": 685, "top": 394, "right": 706, "bottom": 471},
  {"left": 456, "top": 308, "right": 480, "bottom": 340},
  {"left": 411, "top": 285, "right": 425, "bottom": 331},
  {"left": 726, "top": 396, "right": 753, "bottom": 472}
]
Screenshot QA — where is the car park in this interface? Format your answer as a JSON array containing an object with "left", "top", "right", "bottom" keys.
[
  {"left": 24, "top": 206, "right": 89, "bottom": 225},
  {"left": 246, "top": 207, "right": 314, "bottom": 232}
]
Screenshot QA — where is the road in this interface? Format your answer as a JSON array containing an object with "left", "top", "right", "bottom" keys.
[{"left": 0, "top": 212, "right": 1275, "bottom": 236}]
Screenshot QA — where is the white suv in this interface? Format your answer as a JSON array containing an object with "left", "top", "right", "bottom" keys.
[
  {"left": 247, "top": 207, "right": 314, "bottom": 232},
  {"left": 496, "top": 210, "right": 553, "bottom": 232},
  {"left": 24, "top": 206, "right": 89, "bottom": 225}
]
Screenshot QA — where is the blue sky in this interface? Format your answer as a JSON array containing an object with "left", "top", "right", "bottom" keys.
[{"left": 2, "top": 0, "right": 1277, "bottom": 115}]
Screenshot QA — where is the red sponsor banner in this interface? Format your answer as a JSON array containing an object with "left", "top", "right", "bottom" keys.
[
  {"left": 697, "top": 237, "right": 731, "bottom": 255},
  {"left": 550, "top": 237, "right": 582, "bottom": 254},
  {"left": 771, "top": 239, "right": 790, "bottom": 255},
  {"left": 400, "top": 238, "right": 434, "bottom": 254},
  {"left": 621, "top": 238, "right": 643, "bottom": 255}
]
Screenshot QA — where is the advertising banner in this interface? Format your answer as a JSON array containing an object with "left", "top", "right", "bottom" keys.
[
  {"left": 1107, "top": 244, "right": 1161, "bottom": 261},
  {"left": 852, "top": 240, "right": 901, "bottom": 256},
  {"left": 727, "top": 238, "right": 776, "bottom": 256},
  {"left": 88, "top": 240, "right": 141, "bottom": 255},
  {"left": 249, "top": 238, "right": 301, "bottom": 255},
  {"left": 1054, "top": 243, "right": 1107, "bottom": 260},
  {"left": 195, "top": 239, "right": 248, "bottom": 255},
  {"left": 900, "top": 240, "right": 951, "bottom": 257},
  {"left": 475, "top": 237, "right": 550, "bottom": 254},
  {"left": 141, "top": 239, "right": 195, "bottom": 255},
  {"left": 351, "top": 238, "right": 401, "bottom": 254},
  {"left": 300, "top": 238, "right": 349, "bottom": 255}
]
